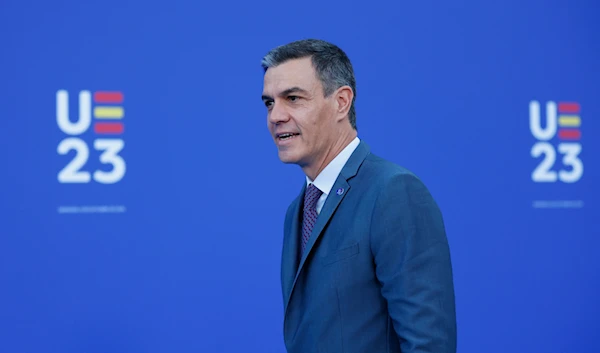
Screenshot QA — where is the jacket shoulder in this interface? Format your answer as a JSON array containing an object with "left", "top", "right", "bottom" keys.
[
  {"left": 360, "top": 152, "right": 440, "bottom": 203},
  {"left": 362, "top": 152, "right": 422, "bottom": 184}
]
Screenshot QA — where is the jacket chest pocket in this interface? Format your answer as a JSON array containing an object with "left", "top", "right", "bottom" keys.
[{"left": 321, "top": 242, "right": 360, "bottom": 266}]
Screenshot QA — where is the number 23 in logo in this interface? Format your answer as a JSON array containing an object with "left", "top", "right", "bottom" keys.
[
  {"left": 529, "top": 100, "right": 583, "bottom": 183},
  {"left": 56, "top": 90, "right": 126, "bottom": 184}
]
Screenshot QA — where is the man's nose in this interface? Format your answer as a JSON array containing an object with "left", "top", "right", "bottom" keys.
[{"left": 268, "top": 101, "right": 289, "bottom": 125}]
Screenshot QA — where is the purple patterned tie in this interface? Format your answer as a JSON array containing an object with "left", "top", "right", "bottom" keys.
[{"left": 301, "top": 183, "right": 323, "bottom": 255}]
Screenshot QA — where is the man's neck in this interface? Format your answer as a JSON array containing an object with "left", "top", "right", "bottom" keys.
[{"left": 303, "top": 131, "right": 357, "bottom": 181}]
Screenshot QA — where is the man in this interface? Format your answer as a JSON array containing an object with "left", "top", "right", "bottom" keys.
[{"left": 261, "top": 39, "right": 457, "bottom": 353}]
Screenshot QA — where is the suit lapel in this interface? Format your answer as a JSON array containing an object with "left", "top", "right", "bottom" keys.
[
  {"left": 283, "top": 141, "right": 371, "bottom": 317},
  {"left": 295, "top": 177, "right": 350, "bottom": 276}
]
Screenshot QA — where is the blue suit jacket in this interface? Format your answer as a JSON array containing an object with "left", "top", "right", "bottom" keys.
[{"left": 281, "top": 141, "right": 457, "bottom": 353}]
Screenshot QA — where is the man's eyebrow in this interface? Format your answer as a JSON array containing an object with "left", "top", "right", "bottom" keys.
[
  {"left": 280, "top": 86, "right": 309, "bottom": 96},
  {"left": 262, "top": 86, "right": 309, "bottom": 101}
]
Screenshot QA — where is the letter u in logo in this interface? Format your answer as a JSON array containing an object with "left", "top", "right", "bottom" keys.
[
  {"left": 56, "top": 90, "right": 91, "bottom": 135},
  {"left": 529, "top": 101, "right": 557, "bottom": 141}
]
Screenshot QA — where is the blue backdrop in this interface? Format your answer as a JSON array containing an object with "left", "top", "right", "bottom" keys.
[{"left": 1, "top": 0, "right": 598, "bottom": 352}]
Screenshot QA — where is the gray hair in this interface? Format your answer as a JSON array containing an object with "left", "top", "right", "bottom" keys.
[{"left": 261, "top": 39, "right": 357, "bottom": 130}]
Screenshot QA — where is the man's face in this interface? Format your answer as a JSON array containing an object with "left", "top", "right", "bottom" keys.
[{"left": 262, "top": 57, "right": 337, "bottom": 168}]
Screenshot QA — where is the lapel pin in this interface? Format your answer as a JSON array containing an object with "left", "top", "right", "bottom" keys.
[{"left": 336, "top": 188, "right": 344, "bottom": 195}]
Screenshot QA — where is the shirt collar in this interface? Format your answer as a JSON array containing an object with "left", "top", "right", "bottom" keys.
[{"left": 306, "top": 137, "right": 361, "bottom": 195}]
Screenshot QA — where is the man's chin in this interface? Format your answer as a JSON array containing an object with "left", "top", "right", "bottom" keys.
[
  {"left": 278, "top": 150, "right": 301, "bottom": 165},
  {"left": 278, "top": 156, "right": 299, "bottom": 165}
]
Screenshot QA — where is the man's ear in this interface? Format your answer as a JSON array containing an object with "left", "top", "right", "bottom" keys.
[{"left": 334, "top": 86, "right": 353, "bottom": 122}]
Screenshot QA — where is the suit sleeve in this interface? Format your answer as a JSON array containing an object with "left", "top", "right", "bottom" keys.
[{"left": 370, "top": 172, "right": 457, "bottom": 353}]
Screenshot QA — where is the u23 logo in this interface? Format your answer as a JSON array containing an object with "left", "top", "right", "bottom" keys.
[
  {"left": 529, "top": 101, "right": 583, "bottom": 183},
  {"left": 56, "top": 90, "right": 126, "bottom": 184}
]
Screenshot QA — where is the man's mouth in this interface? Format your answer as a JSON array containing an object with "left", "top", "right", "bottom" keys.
[{"left": 277, "top": 132, "right": 300, "bottom": 141}]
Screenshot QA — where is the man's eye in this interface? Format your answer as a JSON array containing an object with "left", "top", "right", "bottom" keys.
[
  {"left": 265, "top": 100, "right": 274, "bottom": 108},
  {"left": 288, "top": 96, "right": 299, "bottom": 102}
]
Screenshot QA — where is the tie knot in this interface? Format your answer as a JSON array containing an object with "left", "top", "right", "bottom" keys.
[{"left": 304, "top": 183, "right": 323, "bottom": 211}]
